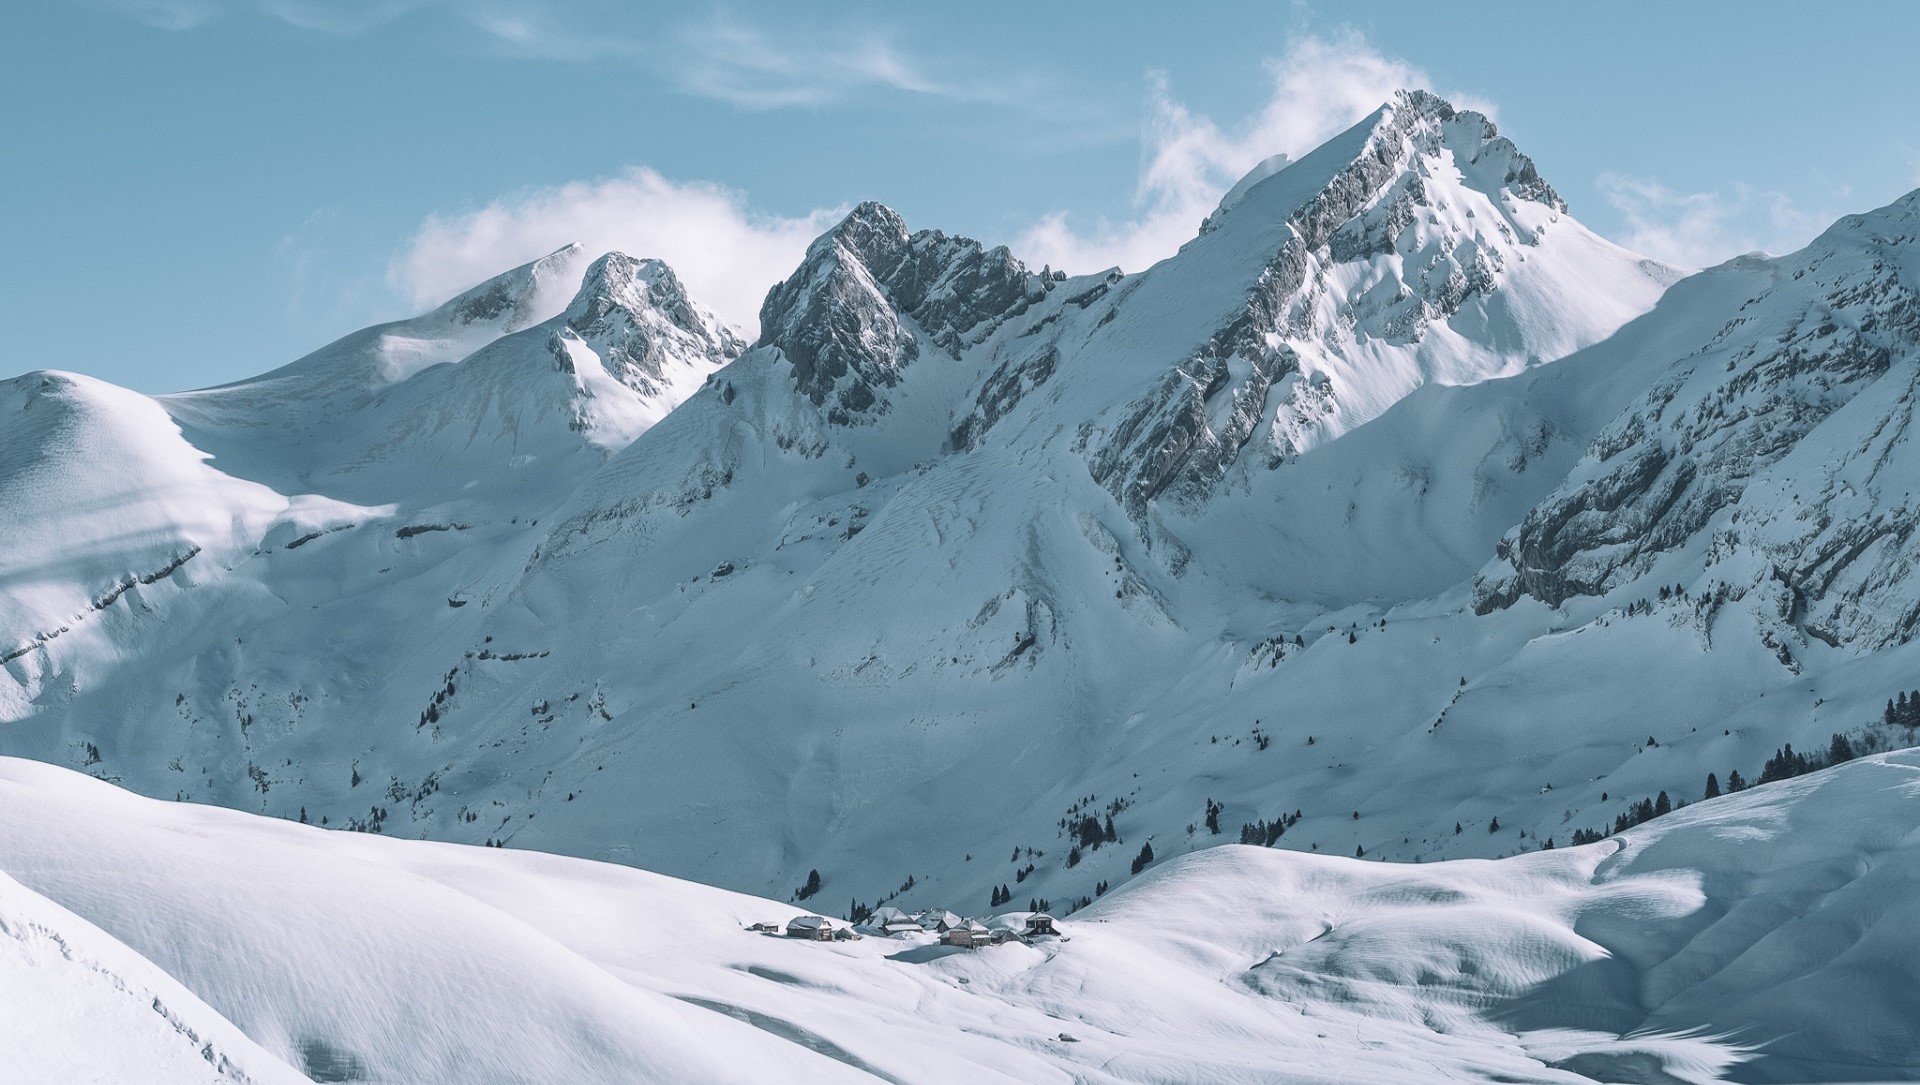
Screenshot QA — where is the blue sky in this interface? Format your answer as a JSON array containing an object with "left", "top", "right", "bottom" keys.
[{"left": 7, "top": 0, "right": 1919, "bottom": 393}]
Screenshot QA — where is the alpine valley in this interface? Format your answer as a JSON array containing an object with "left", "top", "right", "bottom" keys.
[{"left": 6, "top": 92, "right": 1920, "bottom": 1083}]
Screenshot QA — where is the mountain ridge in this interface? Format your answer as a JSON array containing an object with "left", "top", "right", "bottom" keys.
[{"left": 2, "top": 94, "right": 1918, "bottom": 946}]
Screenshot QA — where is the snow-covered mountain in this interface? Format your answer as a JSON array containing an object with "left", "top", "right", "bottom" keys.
[
  {"left": 6, "top": 750, "right": 1919, "bottom": 1083},
  {"left": 5, "top": 86, "right": 1920, "bottom": 1019}
]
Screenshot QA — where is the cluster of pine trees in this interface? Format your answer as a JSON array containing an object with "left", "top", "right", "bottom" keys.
[
  {"left": 1239, "top": 809, "right": 1302, "bottom": 846},
  {"left": 1566, "top": 730, "right": 1869, "bottom": 846},
  {"left": 794, "top": 868, "right": 821, "bottom": 901},
  {"left": 1884, "top": 692, "right": 1920, "bottom": 731},
  {"left": 1130, "top": 842, "right": 1154, "bottom": 875},
  {"left": 1756, "top": 734, "right": 1859, "bottom": 784}
]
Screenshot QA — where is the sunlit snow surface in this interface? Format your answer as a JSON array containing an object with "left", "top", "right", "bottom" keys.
[{"left": 4, "top": 754, "right": 1919, "bottom": 1084}]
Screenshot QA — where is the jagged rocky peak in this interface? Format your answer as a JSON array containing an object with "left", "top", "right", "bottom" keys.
[
  {"left": 757, "top": 201, "right": 1041, "bottom": 424},
  {"left": 550, "top": 252, "right": 746, "bottom": 395},
  {"left": 443, "top": 242, "right": 587, "bottom": 332},
  {"left": 1085, "top": 89, "right": 1650, "bottom": 523}
]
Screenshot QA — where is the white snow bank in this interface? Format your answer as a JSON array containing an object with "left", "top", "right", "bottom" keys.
[{"left": 4, "top": 751, "right": 1918, "bottom": 1083}]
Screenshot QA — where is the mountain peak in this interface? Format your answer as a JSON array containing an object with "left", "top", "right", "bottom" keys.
[
  {"left": 440, "top": 242, "right": 587, "bottom": 332},
  {"left": 557, "top": 252, "right": 745, "bottom": 395},
  {"left": 1202, "top": 90, "right": 1564, "bottom": 245},
  {"left": 822, "top": 201, "right": 912, "bottom": 277},
  {"left": 570, "top": 253, "right": 699, "bottom": 336},
  {"left": 756, "top": 204, "right": 1037, "bottom": 424},
  {"left": 1378, "top": 88, "right": 1564, "bottom": 212}
]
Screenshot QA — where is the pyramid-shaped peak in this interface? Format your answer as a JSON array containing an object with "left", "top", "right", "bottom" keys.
[
  {"left": 811, "top": 201, "right": 912, "bottom": 279},
  {"left": 1375, "top": 89, "right": 1564, "bottom": 212},
  {"left": 563, "top": 252, "right": 742, "bottom": 357},
  {"left": 1201, "top": 87, "right": 1567, "bottom": 247}
]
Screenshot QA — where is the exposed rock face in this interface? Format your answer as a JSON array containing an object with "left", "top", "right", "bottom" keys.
[
  {"left": 554, "top": 253, "right": 745, "bottom": 395},
  {"left": 1476, "top": 194, "right": 1920, "bottom": 650},
  {"left": 1084, "top": 90, "right": 1587, "bottom": 520},
  {"left": 448, "top": 243, "right": 586, "bottom": 332},
  {"left": 757, "top": 202, "right": 1039, "bottom": 424}
]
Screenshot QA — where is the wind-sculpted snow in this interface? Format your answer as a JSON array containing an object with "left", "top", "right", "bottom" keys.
[
  {"left": 1477, "top": 193, "right": 1920, "bottom": 653},
  {"left": 6, "top": 753, "right": 1920, "bottom": 1083}
]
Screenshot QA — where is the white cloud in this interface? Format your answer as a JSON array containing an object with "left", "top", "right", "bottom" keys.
[
  {"left": 392, "top": 168, "right": 844, "bottom": 337},
  {"left": 1015, "top": 32, "right": 1490, "bottom": 275},
  {"left": 1595, "top": 174, "right": 1831, "bottom": 269}
]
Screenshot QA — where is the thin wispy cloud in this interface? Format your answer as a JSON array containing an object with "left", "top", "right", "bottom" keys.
[
  {"left": 1016, "top": 32, "right": 1491, "bottom": 276},
  {"left": 1596, "top": 174, "right": 1833, "bottom": 268},
  {"left": 90, "top": 0, "right": 224, "bottom": 30},
  {"left": 469, "top": 12, "right": 642, "bottom": 60},
  {"left": 393, "top": 168, "right": 845, "bottom": 337},
  {"left": 90, "top": 0, "right": 1035, "bottom": 113},
  {"left": 665, "top": 11, "right": 1010, "bottom": 110},
  {"left": 94, "top": 0, "right": 429, "bottom": 32}
]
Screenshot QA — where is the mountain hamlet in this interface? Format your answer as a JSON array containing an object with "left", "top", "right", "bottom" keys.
[{"left": 4, "top": 90, "right": 1920, "bottom": 1082}]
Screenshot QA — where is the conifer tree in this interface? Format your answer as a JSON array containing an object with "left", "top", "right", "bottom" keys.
[
  {"left": 1704, "top": 773, "right": 1721, "bottom": 800},
  {"left": 1829, "top": 732, "right": 1855, "bottom": 764},
  {"left": 1131, "top": 841, "right": 1154, "bottom": 874}
]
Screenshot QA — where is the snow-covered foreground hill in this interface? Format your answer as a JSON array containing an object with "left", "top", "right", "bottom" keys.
[
  {"left": 7, "top": 87, "right": 1920, "bottom": 982},
  {"left": 4, "top": 752, "right": 1918, "bottom": 1084}
]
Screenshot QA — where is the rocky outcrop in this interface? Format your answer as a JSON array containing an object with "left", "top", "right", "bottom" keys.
[
  {"left": 1476, "top": 195, "right": 1920, "bottom": 649},
  {"left": 757, "top": 203, "right": 1041, "bottom": 424},
  {"left": 555, "top": 253, "right": 746, "bottom": 396}
]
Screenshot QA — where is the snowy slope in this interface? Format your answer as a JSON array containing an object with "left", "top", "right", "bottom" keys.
[
  {"left": 7, "top": 88, "right": 1920, "bottom": 973},
  {"left": 5, "top": 753, "right": 1919, "bottom": 1083}
]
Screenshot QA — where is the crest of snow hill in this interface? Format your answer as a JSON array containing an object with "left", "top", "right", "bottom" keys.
[{"left": 11, "top": 93, "right": 1920, "bottom": 1080}]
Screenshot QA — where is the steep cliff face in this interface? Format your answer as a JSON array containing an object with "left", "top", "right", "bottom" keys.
[
  {"left": 1475, "top": 194, "right": 1920, "bottom": 653},
  {"left": 1078, "top": 90, "right": 1669, "bottom": 519}
]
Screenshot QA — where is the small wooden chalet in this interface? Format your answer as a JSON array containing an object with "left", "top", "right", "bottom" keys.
[
  {"left": 785, "top": 915, "right": 835, "bottom": 940},
  {"left": 869, "top": 906, "right": 923, "bottom": 937},
  {"left": 1023, "top": 912, "right": 1058, "bottom": 936},
  {"left": 922, "top": 910, "right": 964, "bottom": 933},
  {"left": 940, "top": 920, "right": 992, "bottom": 948}
]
